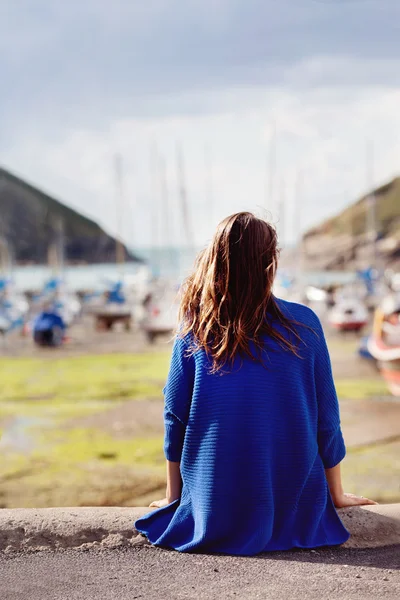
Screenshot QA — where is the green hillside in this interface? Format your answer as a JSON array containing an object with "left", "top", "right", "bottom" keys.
[
  {"left": 306, "top": 177, "right": 400, "bottom": 239},
  {"left": 0, "top": 166, "right": 138, "bottom": 264}
]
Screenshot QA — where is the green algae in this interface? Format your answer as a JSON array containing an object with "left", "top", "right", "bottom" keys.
[
  {"left": 335, "top": 378, "right": 389, "bottom": 400},
  {"left": 0, "top": 352, "right": 170, "bottom": 403}
]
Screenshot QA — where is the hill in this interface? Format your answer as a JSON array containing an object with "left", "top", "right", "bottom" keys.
[
  {"left": 303, "top": 177, "right": 400, "bottom": 270},
  {"left": 0, "top": 166, "right": 138, "bottom": 265}
]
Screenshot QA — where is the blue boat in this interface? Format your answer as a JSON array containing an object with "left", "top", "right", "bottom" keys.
[
  {"left": 30, "top": 277, "right": 81, "bottom": 347},
  {"left": 32, "top": 311, "right": 66, "bottom": 347}
]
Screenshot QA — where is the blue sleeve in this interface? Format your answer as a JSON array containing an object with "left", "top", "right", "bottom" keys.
[
  {"left": 163, "top": 336, "right": 195, "bottom": 462},
  {"left": 313, "top": 319, "right": 346, "bottom": 469}
]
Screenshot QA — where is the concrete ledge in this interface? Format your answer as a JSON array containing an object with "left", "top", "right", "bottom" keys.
[
  {"left": 0, "top": 507, "right": 150, "bottom": 554},
  {"left": 0, "top": 504, "right": 399, "bottom": 553}
]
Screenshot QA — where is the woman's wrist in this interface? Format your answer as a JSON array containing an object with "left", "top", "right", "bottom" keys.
[
  {"left": 325, "top": 464, "right": 344, "bottom": 506},
  {"left": 166, "top": 487, "right": 180, "bottom": 503},
  {"left": 166, "top": 460, "right": 182, "bottom": 503},
  {"left": 329, "top": 484, "right": 344, "bottom": 504},
  {"left": 331, "top": 491, "right": 344, "bottom": 507}
]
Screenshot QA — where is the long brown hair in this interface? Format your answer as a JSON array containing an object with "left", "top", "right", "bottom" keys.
[{"left": 179, "top": 212, "right": 302, "bottom": 372}]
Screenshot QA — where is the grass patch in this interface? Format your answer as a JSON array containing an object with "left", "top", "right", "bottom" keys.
[
  {"left": 335, "top": 378, "right": 389, "bottom": 400},
  {"left": 0, "top": 352, "right": 170, "bottom": 403}
]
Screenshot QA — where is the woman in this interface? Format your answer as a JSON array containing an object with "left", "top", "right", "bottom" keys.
[{"left": 135, "top": 212, "right": 376, "bottom": 555}]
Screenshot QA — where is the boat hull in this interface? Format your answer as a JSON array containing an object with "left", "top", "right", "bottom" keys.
[
  {"left": 331, "top": 321, "right": 367, "bottom": 332},
  {"left": 329, "top": 298, "right": 369, "bottom": 333},
  {"left": 380, "top": 361, "right": 400, "bottom": 396},
  {"left": 368, "top": 337, "right": 400, "bottom": 362},
  {"left": 368, "top": 336, "right": 400, "bottom": 397}
]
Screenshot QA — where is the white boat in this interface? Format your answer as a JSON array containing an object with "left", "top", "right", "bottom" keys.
[
  {"left": 0, "top": 278, "right": 29, "bottom": 335},
  {"left": 140, "top": 281, "right": 179, "bottom": 343},
  {"left": 329, "top": 297, "right": 369, "bottom": 332}
]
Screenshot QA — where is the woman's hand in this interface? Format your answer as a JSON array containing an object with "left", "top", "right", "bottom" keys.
[
  {"left": 325, "top": 465, "right": 377, "bottom": 509},
  {"left": 333, "top": 492, "right": 378, "bottom": 508},
  {"left": 149, "top": 498, "right": 170, "bottom": 509}
]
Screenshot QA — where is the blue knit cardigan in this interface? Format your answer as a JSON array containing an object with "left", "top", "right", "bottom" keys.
[{"left": 135, "top": 299, "right": 349, "bottom": 555}]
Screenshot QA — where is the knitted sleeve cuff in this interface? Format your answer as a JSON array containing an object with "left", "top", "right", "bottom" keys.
[
  {"left": 318, "top": 426, "right": 346, "bottom": 469},
  {"left": 164, "top": 411, "right": 185, "bottom": 462}
]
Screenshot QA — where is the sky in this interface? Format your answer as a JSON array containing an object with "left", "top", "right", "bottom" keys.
[{"left": 1, "top": 0, "right": 400, "bottom": 249}]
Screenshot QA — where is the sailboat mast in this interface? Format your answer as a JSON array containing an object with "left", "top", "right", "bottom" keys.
[
  {"left": 0, "top": 237, "right": 11, "bottom": 275},
  {"left": 0, "top": 181, "right": 10, "bottom": 276},
  {"left": 48, "top": 216, "right": 64, "bottom": 276},
  {"left": 56, "top": 217, "right": 64, "bottom": 274},
  {"left": 204, "top": 144, "right": 214, "bottom": 226},
  {"left": 294, "top": 170, "right": 304, "bottom": 279},
  {"left": 278, "top": 178, "right": 285, "bottom": 248},
  {"left": 366, "top": 140, "right": 377, "bottom": 269},
  {"left": 158, "top": 153, "right": 171, "bottom": 272},
  {"left": 267, "top": 121, "right": 277, "bottom": 217},
  {"left": 176, "top": 143, "right": 193, "bottom": 248},
  {"left": 114, "top": 153, "right": 125, "bottom": 276},
  {"left": 149, "top": 144, "right": 160, "bottom": 274}
]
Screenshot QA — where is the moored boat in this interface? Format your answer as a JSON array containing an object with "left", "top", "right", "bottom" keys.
[
  {"left": 30, "top": 278, "right": 81, "bottom": 347},
  {"left": 368, "top": 294, "right": 400, "bottom": 396},
  {"left": 329, "top": 297, "right": 369, "bottom": 332},
  {"left": 0, "top": 278, "right": 29, "bottom": 336},
  {"left": 88, "top": 281, "right": 133, "bottom": 331}
]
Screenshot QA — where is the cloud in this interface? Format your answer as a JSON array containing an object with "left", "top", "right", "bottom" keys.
[
  {"left": 3, "top": 83, "right": 400, "bottom": 249},
  {"left": 1, "top": 1, "right": 400, "bottom": 133}
]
